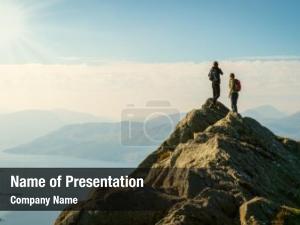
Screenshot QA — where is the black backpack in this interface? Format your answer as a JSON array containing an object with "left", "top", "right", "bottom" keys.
[{"left": 208, "top": 68, "right": 217, "bottom": 81}]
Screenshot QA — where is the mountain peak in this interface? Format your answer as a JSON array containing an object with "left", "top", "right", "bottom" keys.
[
  {"left": 136, "top": 98, "right": 229, "bottom": 168},
  {"left": 55, "top": 99, "right": 300, "bottom": 225}
]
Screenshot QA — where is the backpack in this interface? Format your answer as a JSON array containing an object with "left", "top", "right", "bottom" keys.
[
  {"left": 235, "top": 79, "right": 241, "bottom": 92},
  {"left": 208, "top": 68, "right": 217, "bottom": 81}
]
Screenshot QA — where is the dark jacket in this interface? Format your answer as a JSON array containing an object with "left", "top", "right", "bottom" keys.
[{"left": 208, "top": 66, "right": 223, "bottom": 83}]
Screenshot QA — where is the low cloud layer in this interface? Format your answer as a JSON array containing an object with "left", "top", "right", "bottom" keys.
[{"left": 0, "top": 60, "right": 299, "bottom": 119}]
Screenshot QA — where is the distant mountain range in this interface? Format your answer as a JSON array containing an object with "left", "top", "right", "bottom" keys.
[
  {"left": 3, "top": 105, "right": 299, "bottom": 164},
  {"left": 243, "top": 105, "right": 300, "bottom": 140},
  {"left": 0, "top": 109, "right": 106, "bottom": 150},
  {"left": 265, "top": 112, "right": 300, "bottom": 140},
  {"left": 4, "top": 113, "right": 183, "bottom": 163},
  {"left": 243, "top": 105, "right": 287, "bottom": 121}
]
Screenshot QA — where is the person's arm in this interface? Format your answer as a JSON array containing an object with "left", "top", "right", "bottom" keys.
[
  {"left": 219, "top": 68, "right": 223, "bottom": 75},
  {"left": 208, "top": 68, "right": 212, "bottom": 77}
]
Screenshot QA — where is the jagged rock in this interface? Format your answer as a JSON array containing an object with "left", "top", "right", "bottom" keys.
[
  {"left": 55, "top": 99, "right": 300, "bottom": 225},
  {"left": 277, "top": 137, "right": 300, "bottom": 153},
  {"left": 156, "top": 189, "right": 238, "bottom": 225},
  {"left": 240, "top": 197, "right": 300, "bottom": 225},
  {"left": 55, "top": 188, "right": 182, "bottom": 225},
  {"left": 136, "top": 99, "right": 229, "bottom": 170}
]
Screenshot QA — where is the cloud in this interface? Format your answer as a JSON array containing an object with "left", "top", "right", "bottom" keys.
[{"left": 0, "top": 60, "right": 299, "bottom": 119}]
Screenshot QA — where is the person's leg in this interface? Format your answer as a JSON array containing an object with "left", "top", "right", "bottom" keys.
[
  {"left": 230, "top": 94, "right": 234, "bottom": 111},
  {"left": 216, "top": 83, "right": 220, "bottom": 101},
  {"left": 231, "top": 93, "right": 238, "bottom": 112},
  {"left": 235, "top": 93, "right": 239, "bottom": 113},
  {"left": 212, "top": 82, "right": 217, "bottom": 104}
]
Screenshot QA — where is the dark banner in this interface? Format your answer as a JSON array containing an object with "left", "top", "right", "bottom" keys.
[
  {"left": 0, "top": 168, "right": 186, "bottom": 211},
  {"left": 0, "top": 168, "right": 148, "bottom": 211}
]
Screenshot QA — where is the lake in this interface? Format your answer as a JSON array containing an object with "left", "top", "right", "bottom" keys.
[{"left": 0, "top": 149, "right": 135, "bottom": 167}]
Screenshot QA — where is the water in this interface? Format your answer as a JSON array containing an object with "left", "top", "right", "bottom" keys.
[
  {"left": 0, "top": 149, "right": 135, "bottom": 167},
  {"left": 0, "top": 211, "right": 60, "bottom": 225},
  {"left": 0, "top": 150, "right": 137, "bottom": 225}
]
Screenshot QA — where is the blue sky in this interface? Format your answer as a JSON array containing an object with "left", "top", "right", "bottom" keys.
[{"left": 1, "top": 0, "right": 300, "bottom": 63}]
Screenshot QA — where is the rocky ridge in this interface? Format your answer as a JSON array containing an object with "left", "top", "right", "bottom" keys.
[{"left": 55, "top": 99, "right": 300, "bottom": 225}]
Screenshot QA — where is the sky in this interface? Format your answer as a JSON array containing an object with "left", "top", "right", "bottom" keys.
[
  {"left": 0, "top": 0, "right": 299, "bottom": 119},
  {"left": 1, "top": 0, "right": 300, "bottom": 63}
]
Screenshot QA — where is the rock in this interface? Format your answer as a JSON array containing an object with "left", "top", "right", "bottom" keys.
[
  {"left": 55, "top": 99, "right": 300, "bottom": 225},
  {"left": 240, "top": 197, "right": 300, "bottom": 225},
  {"left": 55, "top": 187, "right": 182, "bottom": 225},
  {"left": 277, "top": 137, "right": 300, "bottom": 153},
  {"left": 156, "top": 189, "right": 238, "bottom": 225},
  {"left": 136, "top": 99, "right": 229, "bottom": 170}
]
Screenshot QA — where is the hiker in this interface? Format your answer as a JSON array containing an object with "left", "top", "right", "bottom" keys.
[
  {"left": 229, "top": 73, "right": 241, "bottom": 113},
  {"left": 208, "top": 61, "right": 223, "bottom": 106}
]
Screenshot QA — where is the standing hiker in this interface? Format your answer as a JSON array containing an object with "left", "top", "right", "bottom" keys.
[
  {"left": 208, "top": 61, "right": 223, "bottom": 106},
  {"left": 228, "top": 73, "right": 241, "bottom": 113}
]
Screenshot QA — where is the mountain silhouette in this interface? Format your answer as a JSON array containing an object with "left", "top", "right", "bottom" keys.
[
  {"left": 243, "top": 105, "right": 287, "bottom": 121},
  {"left": 55, "top": 98, "right": 300, "bottom": 225},
  {"left": 0, "top": 109, "right": 104, "bottom": 150},
  {"left": 265, "top": 112, "right": 300, "bottom": 140},
  {"left": 4, "top": 116, "right": 182, "bottom": 163}
]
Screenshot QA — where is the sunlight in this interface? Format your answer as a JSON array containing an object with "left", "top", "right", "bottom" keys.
[
  {"left": 0, "top": 1, "right": 28, "bottom": 45},
  {"left": 0, "top": 0, "right": 61, "bottom": 63}
]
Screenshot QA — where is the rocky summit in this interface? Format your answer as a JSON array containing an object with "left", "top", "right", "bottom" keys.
[{"left": 55, "top": 99, "right": 300, "bottom": 225}]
